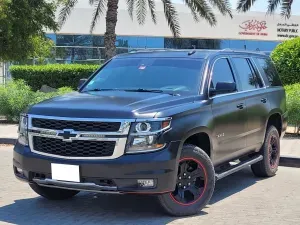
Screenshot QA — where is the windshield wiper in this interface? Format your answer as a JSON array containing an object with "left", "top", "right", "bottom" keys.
[
  {"left": 124, "top": 89, "right": 180, "bottom": 96},
  {"left": 81, "top": 88, "right": 120, "bottom": 93}
]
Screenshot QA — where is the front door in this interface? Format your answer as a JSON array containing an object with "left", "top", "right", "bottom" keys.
[{"left": 209, "top": 57, "right": 247, "bottom": 165}]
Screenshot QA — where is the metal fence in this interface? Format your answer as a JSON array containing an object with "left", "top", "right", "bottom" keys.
[
  {"left": 0, "top": 62, "right": 11, "bottom": 86},
  {"left": 50, "top": 46, "right": 167, "bottom": 65},
  {"left": 1, "top": 46, "right": 166, "bottom": 83}
]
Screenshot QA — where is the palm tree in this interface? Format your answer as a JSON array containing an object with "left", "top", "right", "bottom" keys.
[
  {"left": 237, "top": 0, "right": 294, "bottom": 18},
  {"left": 59, "top": 0, "right": 232, "bottom": 61}
]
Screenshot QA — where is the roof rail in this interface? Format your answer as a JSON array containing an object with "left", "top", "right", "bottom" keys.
[{"left": 220, "top": 48, "right": 266, "bottom": 55}]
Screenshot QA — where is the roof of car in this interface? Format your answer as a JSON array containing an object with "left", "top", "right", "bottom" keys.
[{"left": 115, "top": 49, "right": 268, "bottom": 59}]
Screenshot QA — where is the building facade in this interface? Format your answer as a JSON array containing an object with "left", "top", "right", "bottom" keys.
[{"left": 46, "top": 1, "right": 300, "bottom": 63}]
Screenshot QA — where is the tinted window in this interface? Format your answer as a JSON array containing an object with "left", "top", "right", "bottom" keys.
[
  {"left": 83, "top": 58, "right": 204, "bottom": 95},
  {"left": 232, "top": 58, "right": 260, "bottom": 91},
  {"left": 248, "top": 60, "right": 264, "bottom": 88},
  {"left": 211, "top": 58, "right": 235, "bottom": 89},
  {"left": 256, "top": 58, "right": 282, "bottom": 86}
]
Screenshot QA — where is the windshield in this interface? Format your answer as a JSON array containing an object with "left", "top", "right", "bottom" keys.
[{"left": 82, "top": 57, "right": 204, "bottom": 95}]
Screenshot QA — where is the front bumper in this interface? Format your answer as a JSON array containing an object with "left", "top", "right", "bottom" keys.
[{"left": 13, "top": 141, "right": 180, "bottom": 194}]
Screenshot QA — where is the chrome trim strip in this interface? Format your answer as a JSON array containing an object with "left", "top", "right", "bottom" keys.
[
  {"left": 29, "top": 135, "right": 127, "bottom": 160},
  {"left": 135, "top": 117, "right": 172, "bottom": 122},
  {"left": 28, "top": 114, "right": 133, "bottom": 135},
  {"left": 27, "top": 114, "right": 131, "bottom": 160},
  {"left": 33, "top": 178, "right": 121, "bottom": 194}
]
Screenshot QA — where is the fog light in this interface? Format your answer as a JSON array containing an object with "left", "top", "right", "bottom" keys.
[
  {"left": 16, "top": 167, "right": 23, "bottom": 174},
  {"left": 137, "top": 179, "right": 155, "bottom": 188}
]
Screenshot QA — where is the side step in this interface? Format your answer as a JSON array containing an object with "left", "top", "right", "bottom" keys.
[{"left": 215, "top": 155, "right": 263, "bottom": 181}]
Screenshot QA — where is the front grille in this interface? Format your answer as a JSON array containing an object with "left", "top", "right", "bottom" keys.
[
  {"left": 32, "top": 118, "right": 121, "bottom": 132},
  {"left": 33, "top": 136, "right": 115, "bottom": 157}
]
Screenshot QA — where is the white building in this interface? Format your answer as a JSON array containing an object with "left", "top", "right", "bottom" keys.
[{"left": 47, "top": 1, "right": 300, "bottom": 62}]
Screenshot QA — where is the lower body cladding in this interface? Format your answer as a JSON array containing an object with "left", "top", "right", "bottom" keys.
[{"left": 13, "top": 141, "right": 180, "bottom": 194}]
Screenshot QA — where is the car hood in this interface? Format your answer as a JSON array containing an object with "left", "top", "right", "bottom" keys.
[{"left": 27, "top": 91, "right": 200, "bottom": 119}]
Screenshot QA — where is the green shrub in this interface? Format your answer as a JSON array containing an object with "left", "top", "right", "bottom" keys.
[
  {"left": 0, "top": 80, "right": 34, "bottom": 121},
  {"left": 284, "top": 83, "right": 300, "bottom": 127},
  {"left": 10, "top": 64, "right": 99, "bottom": 91},
  {"left": 271, "top": 37, "right": 300, "bottom": 85},
  {"left": 0, "top": 80, "right": 73, "bottom": 122}
]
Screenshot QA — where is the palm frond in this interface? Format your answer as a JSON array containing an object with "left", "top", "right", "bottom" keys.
[
  {"left": 267, "top": 0, "right": 282, "bottom": 14},
  {"left": 184, "top": 0, "right": 200, "bottom": 22},
  {"left": 136, "top": 0, "right": 147, "bottom": 25},
  {"left": 126, "top": 0, "right": 135, "bottom": 20},
  {"left": 281, "top": 0, "right": 293, "bottom": 18},
  {"left": 161, "top": 0, "right": 181, "bottom": 37},
  {"left": 147, "top": 0, "right": 157, "bottom": 24},
  {"left": 90, "top": 0, "right": 107, "bottom": 33},
  {"left": 58, "top": 0, "right": 79, "bottom": 28},
  {"left": 208, "top": 0, "right": 233, "bottom": 18},
  {"left": 236, "top": 0, "right": 257, "bottom": 12},
  {"left": 186, "top": 0, "right": 217, "bottom": 26}
]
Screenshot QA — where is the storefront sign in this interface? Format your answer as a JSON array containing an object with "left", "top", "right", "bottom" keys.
[
  {"left": 277, "top": 23, "right": 299, "bottom": 38},
  {"left": 239, "top": 20, "right": 268, "bottom": 36}
]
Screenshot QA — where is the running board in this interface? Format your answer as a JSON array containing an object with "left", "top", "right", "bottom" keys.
[{"left": 215, "top": 155, "right": 263, "bottom": 181}]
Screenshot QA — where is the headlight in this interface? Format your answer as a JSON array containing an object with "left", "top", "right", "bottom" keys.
[
  {"left": 18, "top": 114, "right": 28, "bottom": 146},
  {"left": 126, "top": 119, "right": 171, "bottom": 153}
]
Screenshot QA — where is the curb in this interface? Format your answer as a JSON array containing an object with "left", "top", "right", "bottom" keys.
[
  {"left": 0, "top": 138, "right": 17, "bottom": 145},
  {"left": 280, "top": 156, "right": 300, "bottom": 168}
]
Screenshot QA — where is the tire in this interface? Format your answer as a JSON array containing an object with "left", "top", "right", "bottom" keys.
[
  {"left": 251, "top": 125, "right": 280, "bottom": 177},
  {"left": 29, "top": 183, "right": 79, "bottom": 200},
  {"left": 157, "top": 144, "right": 215, "bottom": 216}
]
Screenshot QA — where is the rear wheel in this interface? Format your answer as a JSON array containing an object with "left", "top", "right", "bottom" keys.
[
  {"left": 251, "top": 125, "right": 280, "bottom": 177},
  {"left": 29, "top": 183, "right": 79, "bottom": 200},
  {"left": 158, "top": 144, "right": 215, "bottom": 216}
]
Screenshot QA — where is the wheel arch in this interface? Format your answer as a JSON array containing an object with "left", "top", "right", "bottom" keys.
[
  {"left": 179, "top": 127, "right": 214, "bottom": 160},
  {"left": 265, "top": 110, "right": 283, "bottom": 137}
]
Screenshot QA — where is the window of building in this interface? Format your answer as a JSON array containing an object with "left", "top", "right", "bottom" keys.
[{"left": 211, "top": 58, "right": 235, "bottom": 90}]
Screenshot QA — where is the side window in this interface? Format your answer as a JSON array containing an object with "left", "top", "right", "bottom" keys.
[
  {"left": 211, "top": 58, "right": 235, "bottom": 89},
  {"left": 231, "top": 58, "right": 262, "bottom": 91},
  {"left": 248, "top": 60, "right": 264, "bottom": 88},
  {"left": 256, "top": 57, "right": 282, "bottom": 86}
]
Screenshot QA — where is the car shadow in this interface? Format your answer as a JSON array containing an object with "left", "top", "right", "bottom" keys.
[{"left": 0, "top": 168, "right": 262, "bottom": 225}]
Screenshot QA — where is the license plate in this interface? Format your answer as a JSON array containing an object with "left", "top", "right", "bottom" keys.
[{"left": 51, "top": 163, "right": 80, "bottom": 182}]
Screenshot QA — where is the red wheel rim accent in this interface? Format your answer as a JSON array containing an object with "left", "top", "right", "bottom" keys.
[
  {"left": 170, "top": 157, "right": 208, "bottom": 206},
  {"left": 269, "top": 134, "right": 279, "bottom": 169}
]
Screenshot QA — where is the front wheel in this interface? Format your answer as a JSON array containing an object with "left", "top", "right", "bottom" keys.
[
  {"left": 251, "top": 125, "right": 280, "bottom": 177},
  {"left": 157, "top": 144, "right": 215, "bottom": 216},
  {"left": 29, "top": 183, "right": 79, "bottom": 200}
]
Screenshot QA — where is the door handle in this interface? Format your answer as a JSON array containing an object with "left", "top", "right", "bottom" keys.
[
  {"left": 236, "top": 103, "right": 244, "bottom": 109},
  {"left": 261, "top": 98, "right": 267, "bottom": 103}
]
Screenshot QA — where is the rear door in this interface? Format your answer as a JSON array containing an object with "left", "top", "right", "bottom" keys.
[
  {"left": 209, "top": 57, "right": 248, "bottom": 165},
  {"left": 231, "top": 57, "right": 270, "bottom": 150}
]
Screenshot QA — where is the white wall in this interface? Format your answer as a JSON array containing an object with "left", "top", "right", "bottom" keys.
[{"left": 55, "top": 0, "right": 300, "bottom": 41}]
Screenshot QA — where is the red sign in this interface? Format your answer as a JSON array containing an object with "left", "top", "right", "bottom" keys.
[{"left": 239, "top": 20, "right": 268, "bottom": 36}]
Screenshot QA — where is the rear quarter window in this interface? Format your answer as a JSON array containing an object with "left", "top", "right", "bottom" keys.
[{"left": 255, "top": 57, "right": 282, "bottom": 87}]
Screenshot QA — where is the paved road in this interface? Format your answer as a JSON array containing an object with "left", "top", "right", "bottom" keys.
[{"left": 1, "top": 146, "right": 300, "bottom": 225}]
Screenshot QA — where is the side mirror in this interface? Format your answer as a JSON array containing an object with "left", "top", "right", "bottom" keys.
[
  {"left": 78, "top": 79, "right": 87, "bottom": 90},
  {"left": 210, "top": 82, "right": 236, "bottom": 96}
]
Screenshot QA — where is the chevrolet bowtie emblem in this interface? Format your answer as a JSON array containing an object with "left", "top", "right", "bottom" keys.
[{"left": 57, "top": 129, "right": 77, "bottom": 142}]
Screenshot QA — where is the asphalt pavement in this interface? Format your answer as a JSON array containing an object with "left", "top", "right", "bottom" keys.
[{"left": 0, "top": 145, "right": 300, "bottom": 225}]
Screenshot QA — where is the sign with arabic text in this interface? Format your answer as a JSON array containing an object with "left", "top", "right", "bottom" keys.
[
  {"left": 277, "top": 23, "right": 299, "bottom": 39},
  {"left": 239, "top": 20, "right": 268, "bottom": 36}
]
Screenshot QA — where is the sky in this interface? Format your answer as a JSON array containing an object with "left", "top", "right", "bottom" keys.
[{"left": 173, "top": 0, "right": 300, "bottom": 15}]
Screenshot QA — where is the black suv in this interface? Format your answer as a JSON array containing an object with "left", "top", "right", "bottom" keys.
[{"left": 14, "top": 50, "right": 287, "bottom": 216}]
